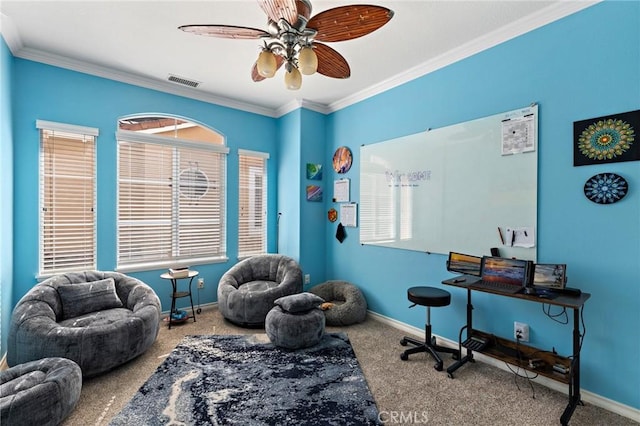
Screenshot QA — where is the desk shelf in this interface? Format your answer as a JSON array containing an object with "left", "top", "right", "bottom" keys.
[{"left": 467, "top": 329, "right": 571, "bottom": 384}]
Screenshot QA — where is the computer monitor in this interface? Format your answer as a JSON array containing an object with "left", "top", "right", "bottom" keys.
[
  {"left": 447, "top": 252, "right": 482, "bottom": 277},
  {"left": 533, "top": 264, "right": 567, "bottom": 289},
  {"left": 480, "top": 256, "right": 530, "bottom": 286}
]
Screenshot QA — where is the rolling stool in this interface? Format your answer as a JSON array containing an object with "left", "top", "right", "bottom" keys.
[{"left": 400, "top": 286, "right": 459, "bottom": 371}]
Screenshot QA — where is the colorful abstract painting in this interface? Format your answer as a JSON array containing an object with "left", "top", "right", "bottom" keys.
[
  {"left": 574, "top": 109, "right": 639, "bottom": 166},
  {"left": 306, "top": 185, "right": 322, "bottom": 202},
  {"left": 306, "top": 163, "right": 323, "bottom": 180},
  {"left": 333, "top": 146, "right": 353, "bottom": 174}
]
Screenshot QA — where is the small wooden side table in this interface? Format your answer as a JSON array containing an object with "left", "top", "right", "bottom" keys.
[{"left": 160, "top": 270, "right": 198, "bottom": 329}]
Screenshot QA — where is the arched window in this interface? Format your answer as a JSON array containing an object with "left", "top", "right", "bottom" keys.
[{"left": 116, "top": 115, "right": 228, "bottom": 270}]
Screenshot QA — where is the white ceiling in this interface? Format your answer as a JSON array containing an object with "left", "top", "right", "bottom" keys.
[{"left": 1, "top": 1, "right": 598, "bottom": 117}]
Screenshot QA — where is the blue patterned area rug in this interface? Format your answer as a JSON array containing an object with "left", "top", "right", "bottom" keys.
[{"left": 109, "top": 332, "right": 381, "bottom": 425}]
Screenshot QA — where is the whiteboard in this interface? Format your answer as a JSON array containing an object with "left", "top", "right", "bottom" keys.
[{"left": 359, "top": 105, "right": 537, "bottom": 260}]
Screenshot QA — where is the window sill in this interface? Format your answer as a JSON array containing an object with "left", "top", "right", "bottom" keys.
[{"left": 116, "top": 256, "right": 229, "bottom": 274}]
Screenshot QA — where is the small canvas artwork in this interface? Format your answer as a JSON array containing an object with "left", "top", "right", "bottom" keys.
[
  {"left": 306, "top": 163, "right": 322, "bottom": 180},
  {"left": 332, "top": 146, "right": 353, "bottom": 173},
  {"left": 306, "top": 185, "right": 322, "bottom": 202},
  {"left": 574, "top": 109, "right": 639, "bottom": 166}
]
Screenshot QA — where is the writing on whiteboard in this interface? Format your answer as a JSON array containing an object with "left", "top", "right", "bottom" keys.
[{"left": 385, "top": 169, "right": 432, "bottom": 187}]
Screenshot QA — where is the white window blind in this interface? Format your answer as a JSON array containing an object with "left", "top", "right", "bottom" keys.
[
  {"left": 238, "top": 150, "right": 268, "bottom": 258},
  {"left": 37, "top": 120, "right": 97, "bottom": 276},
  {"left": 117, "top": 135, "right": 227, "bottom": 269}
]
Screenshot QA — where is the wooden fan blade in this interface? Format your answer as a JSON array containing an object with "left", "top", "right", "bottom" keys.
[
  {"left": 296, "top": 0, "right": 312, "bottom": 21},
  {"left": 258, "top": 0, "right": 298, "bottom": 25},
  {"left": 179, "top": 24, "right": 269, "bottom": 39},
  {"left": 314, "top": 43, "right": 350, "bottom": 79},
  {"left": 251, "top": 55, "right": 286, "bottom": 82},
  {"left": 307, "top": 5, "right": 394, "bottom": 42}
]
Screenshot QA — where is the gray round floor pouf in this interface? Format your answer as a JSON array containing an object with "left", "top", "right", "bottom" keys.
[
  {"left": 1, "top": 357, "right": 82, "bottom": 426},
  {"left": 310, "top": 280, "right": 367, "bottom": 326},
  {"left": 266, "top": 306, "right": 326, "bottom": 349}
]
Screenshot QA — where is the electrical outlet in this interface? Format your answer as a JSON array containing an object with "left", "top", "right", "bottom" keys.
[
  {"left": 197, "top": 278, "right": 204, "bottom": 289},
  {"left": 304, "top": 274, "right": 310, "bottom": 284},
  {"left": 514, "top": 321, "right": 529, "bottom": 342}
]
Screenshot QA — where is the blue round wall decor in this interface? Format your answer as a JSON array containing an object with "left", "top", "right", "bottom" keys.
[{"left": 583, "top": 173, "right": 628, "bottom": 204}]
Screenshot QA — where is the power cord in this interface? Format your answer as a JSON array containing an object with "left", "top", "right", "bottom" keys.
[
  {"left": 542, "top": 303, "right": 568, "bottom": 324},
  {"left": 505, "top": 334, "right": 537, "bottom": 399},
  {"left": 568, "top": 305, "right": 587, "bottom": 374}
]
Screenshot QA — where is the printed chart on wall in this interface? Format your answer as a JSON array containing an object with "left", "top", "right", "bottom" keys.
[{"left": 359, "top": 104, "right": 538, "bottom": 260}]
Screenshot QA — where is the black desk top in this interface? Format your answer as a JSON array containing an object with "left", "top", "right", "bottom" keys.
[{"left": 442, "top": 276, "right": 591, "bottom": 309}]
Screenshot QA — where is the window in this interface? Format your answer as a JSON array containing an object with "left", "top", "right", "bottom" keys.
[
  {"left": 238, "top": 150, "right": 268, "bottom": 258},
  {"left": 117, "top": 116, "right": 228, "bottom": 270},
  {"left": 37, "top": 120, "right": 97, "bottom": 276}
]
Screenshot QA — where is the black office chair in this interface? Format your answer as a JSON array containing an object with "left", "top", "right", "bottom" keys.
[{"left": 400, "top": 286, "right": 459, "bottom": 371}]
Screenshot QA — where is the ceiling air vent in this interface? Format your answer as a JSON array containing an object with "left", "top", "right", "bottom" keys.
[{"left": 167, "top": 74, "right": 200, "bottom": 88}]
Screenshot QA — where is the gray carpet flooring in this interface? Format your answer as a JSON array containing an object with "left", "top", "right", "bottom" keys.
[{"left": 63, "top": 305, "right": 637, "bottom": 425}]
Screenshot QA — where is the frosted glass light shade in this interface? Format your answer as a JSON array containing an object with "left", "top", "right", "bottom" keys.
[
  {"left": 298, "top": 46, "right": 318, "bottom": 75},
  {"left": 256, "top": 50, "right": 277, "bottom": 78},
  {"left": 284, "top": 66, "right": 302, "bottom": 90}
]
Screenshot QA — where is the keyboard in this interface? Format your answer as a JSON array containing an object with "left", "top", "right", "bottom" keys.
[{"left": 469, "top": 280, "right": 524, "bottom": 294}]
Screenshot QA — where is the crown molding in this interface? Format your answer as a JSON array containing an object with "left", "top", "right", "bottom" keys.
[
  {"left": 276, "top": 99, "right": 330, "bottom": 117},
  {"left": 13, "top": 46, "right": 279, "bottom": 118},
  {"left": 0, "top": 13, "right": 23, "bottom": 53},
  {"left": 326, "top": 0, "right": 601, "bottom": 113},
  {"left": 3, "top": 1, "right": 600, "bottom": 118}
]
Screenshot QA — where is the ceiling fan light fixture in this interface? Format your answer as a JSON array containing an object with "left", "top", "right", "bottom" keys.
[
  {"left": 256, "top": 50, "right": 277, "bottom": 78},
  {"left": 284, "top": 66, "right": 302, "bottom": 90},
  {"left": 298, "top": 46, "right": 318, "bottom": 75},
  {"left": 179, "top": 1, "right": 394, "bottom": 88}
]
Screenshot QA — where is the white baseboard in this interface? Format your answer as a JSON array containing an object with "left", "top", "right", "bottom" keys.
[{"left": 366, "top": 310, "right": 640, "bottom": 423}]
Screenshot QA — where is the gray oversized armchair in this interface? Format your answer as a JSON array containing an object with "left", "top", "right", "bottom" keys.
[
  {"left": 8, "top": 271, "right": 161, "bottom": 377},
  {"left": 217, "top": 254, "right": 303, "bottom": 327}
]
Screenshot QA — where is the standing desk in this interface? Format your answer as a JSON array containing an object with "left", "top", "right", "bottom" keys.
[{"left": 442, "top": 277, "right": 590, "bottom": 426}]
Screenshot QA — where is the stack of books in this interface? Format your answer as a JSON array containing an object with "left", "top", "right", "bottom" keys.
[{"left": 168, "top": 267, "right": 190, "bottom": 278}]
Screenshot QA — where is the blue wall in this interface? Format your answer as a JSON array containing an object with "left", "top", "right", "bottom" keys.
[
  {"left": 276, "top": 110, "right": 302, "bottom": 259},
  {"left": 10, "top": 60, "right": 279, "bottom": 315},
  {"left": 275, "top": 108, "right": 328, "bottom": 287},
  {"left": 1, "top": 36, "right": 14, "bottom": 356},
  {"left": 324, "top": 1, "right": 639, "bottom": 409},
  {"left": 2, "top": 0, "right": 639, "bottom": 412},
  {"left": 299, "top": 108, "right": 328, "bottom": 289}
]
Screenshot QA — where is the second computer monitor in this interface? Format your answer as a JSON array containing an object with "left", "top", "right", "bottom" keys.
[{"left": 447, "top": 252, "right": 482, "bottom": 277}]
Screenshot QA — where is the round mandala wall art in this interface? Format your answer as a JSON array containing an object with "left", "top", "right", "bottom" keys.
[{"left": 583, "top": 173, "right": 628, "bottom": 204}]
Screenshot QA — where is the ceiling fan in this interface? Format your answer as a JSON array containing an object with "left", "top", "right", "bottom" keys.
[{"left": 179, "top": 0, "right": 394, "bottom": 90}]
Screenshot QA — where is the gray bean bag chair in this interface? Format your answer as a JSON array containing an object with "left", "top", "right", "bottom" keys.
[
  {"left": 8, "top": 271, "right": 161, "bottom": 377},
  {"left": 1, "top": 357, "right": 82, "bottom": 426},
  {"left": 310, "top": 280, "right": 368, "bottom": 326},
  {"left": 265, "top": 293, "right": 326, "bottom": 349},
  {"left": 217, "top": 254, "right": 303, "bottom": 327}
]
